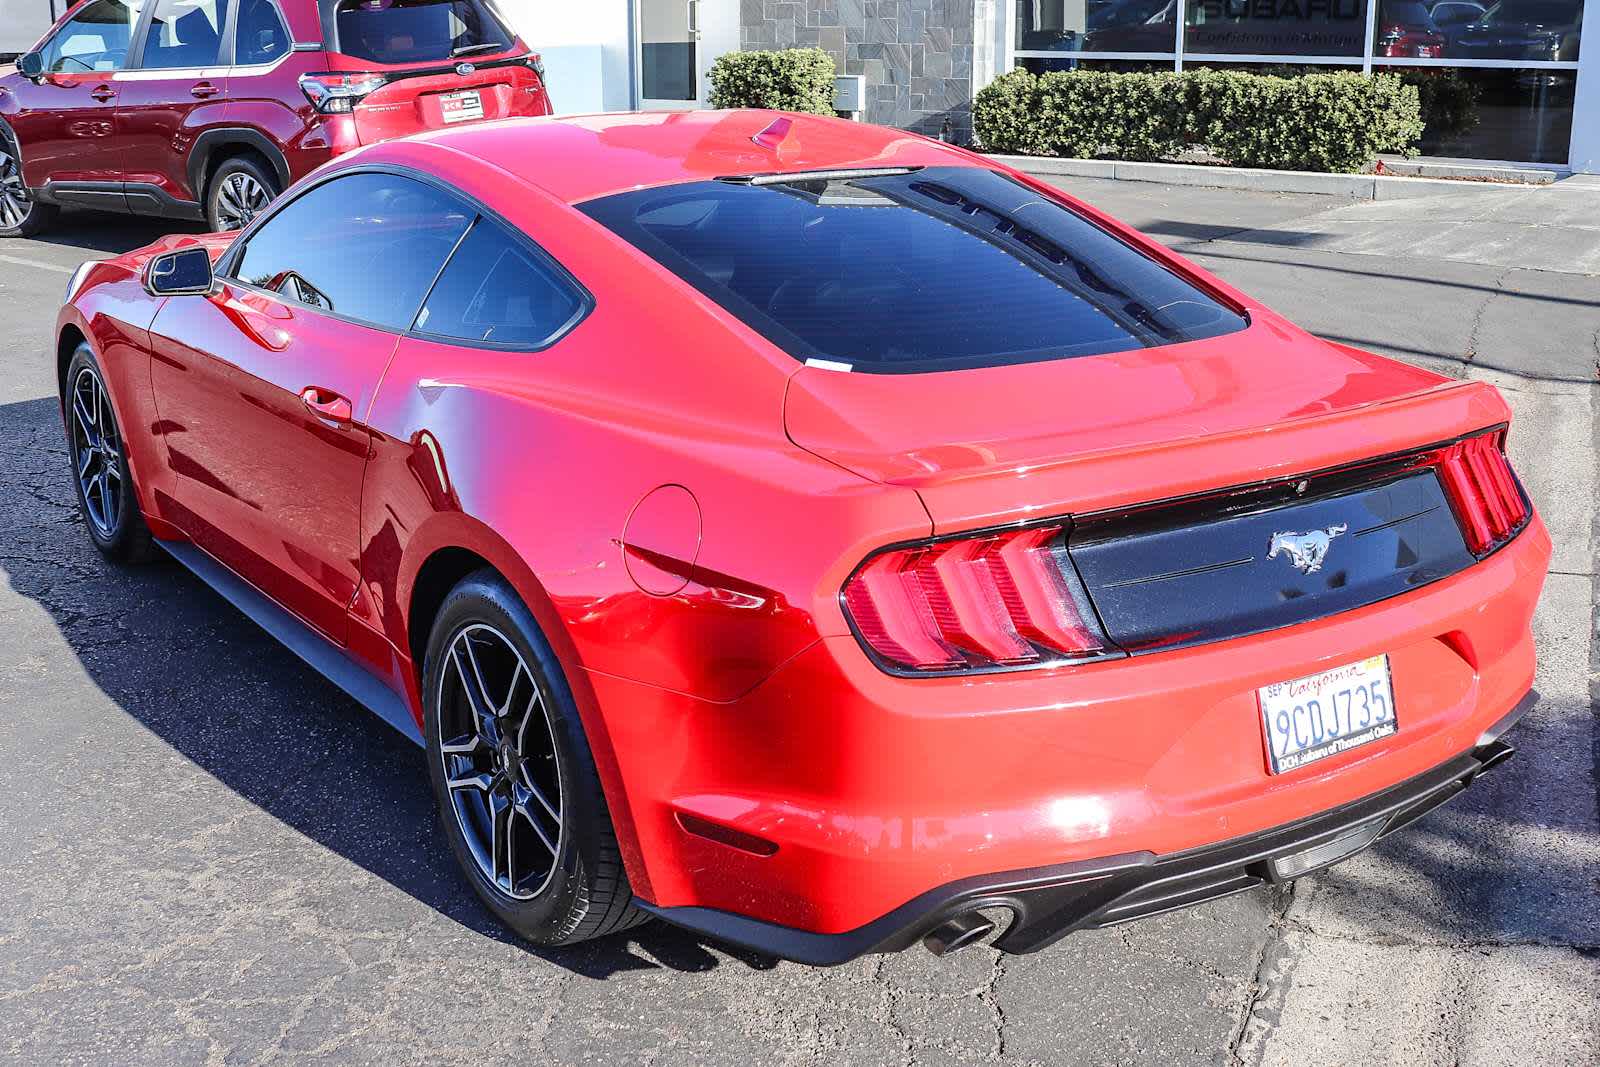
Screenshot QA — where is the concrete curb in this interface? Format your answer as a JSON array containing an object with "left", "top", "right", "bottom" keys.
[{"left": 992, "top": 154, "right": 1557, "bottom": 199}]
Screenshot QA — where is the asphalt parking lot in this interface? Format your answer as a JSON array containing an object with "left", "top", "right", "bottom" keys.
[{"left": 1, "top": 175, "right": 1596, "bottom": 1066}]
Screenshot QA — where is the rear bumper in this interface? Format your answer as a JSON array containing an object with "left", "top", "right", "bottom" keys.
[{"left": 643, "top": 691, "right": 1533, "bottom": 964}]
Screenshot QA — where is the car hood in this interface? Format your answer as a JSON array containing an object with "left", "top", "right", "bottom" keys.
[{"left": 782, "top": 315, "right": 1500, "bottom": 532}]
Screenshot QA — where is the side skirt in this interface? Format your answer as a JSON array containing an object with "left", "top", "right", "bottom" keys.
[{"left": 157, "top": 539, "right": 424, "bottom": 746}]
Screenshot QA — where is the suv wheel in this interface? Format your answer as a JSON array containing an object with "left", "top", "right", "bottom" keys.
[
  {"left": 206, "top": 156, "right": 279, "bottom": 232},
  {"left": 422, "top": 570, "right": 648, "bottom": 947},
  {"left": 0, "top": 127, "right": 58, "bottom": 238}
]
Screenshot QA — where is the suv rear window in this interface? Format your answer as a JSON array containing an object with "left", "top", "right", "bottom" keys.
[
  {"left": 580, "top": 167, "right": 1248, "bottom": 374},
  {"left": 331, "top": 0, "right": 511, "bottom": 64}
]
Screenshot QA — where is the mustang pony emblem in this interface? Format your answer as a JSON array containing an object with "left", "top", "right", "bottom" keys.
[{"left": 1268, "top": 524, "right": 1348, "bottom": 574}]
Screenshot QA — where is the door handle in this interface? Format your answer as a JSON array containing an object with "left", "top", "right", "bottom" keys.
[
  {"left": 300, "top": 386, "right": 353, "bottom": 426},
  {"left": 190, "top": 81, "right": 221, "bottom": 98},
  {"left": 89, "top": 85, "right": 117, "bottom": 102}
]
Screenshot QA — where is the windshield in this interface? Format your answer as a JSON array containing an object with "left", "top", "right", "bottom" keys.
[
  {"left": 332, "top": 0, "right": 511, "bottom": 64},
  {"left": 580, "top": 167, "right": 1248, "bottom": 374}
]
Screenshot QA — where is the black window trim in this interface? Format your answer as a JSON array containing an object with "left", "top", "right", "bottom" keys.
[{"left": 214, "top": 162, "right": 595, "bottom": 351}]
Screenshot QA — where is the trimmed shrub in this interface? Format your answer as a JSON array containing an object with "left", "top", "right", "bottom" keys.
[
  {"left": 708, "top": 48, "right": 837, "bottom": 115},
  {"left": 973, "top": 68, "right": 1423, "bottom": 173}
]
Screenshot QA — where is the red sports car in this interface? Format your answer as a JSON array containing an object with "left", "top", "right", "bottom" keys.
[{"left": 55, "top": 110, "right": 1549, "bottom": 963}]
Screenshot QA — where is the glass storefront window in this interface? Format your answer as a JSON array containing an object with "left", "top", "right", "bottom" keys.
[
  {"left": 1015, "top": 0, "right": 1180, "bottom": 55},
  {"left": 1371, "top": 0, "right": 1582, "bottom": 59},
  {"left": 1379, "top": 66, "right": 1576, "bottom": 162},
  {"left": 1184, "top": 0, "right": 1371, "bottom": 56},
  {"left": 1020, "top": 56, "right": 1179, "bottom": 71}
]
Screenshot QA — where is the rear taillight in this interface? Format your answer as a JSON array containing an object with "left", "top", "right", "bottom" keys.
[
  {"left": 299, "top": 72, "right": 388, "bottom": 113},
  {"left": 842, "top": 523, "right": 1119, "bottom": 675},
  {"left": 1433, "top": 430, "right": 1529, "bottom": 555}
]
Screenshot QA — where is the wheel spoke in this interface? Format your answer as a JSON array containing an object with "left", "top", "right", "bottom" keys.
[
  {"left": 73, "top": 391, "right": 96, "bottom": 436},
  {"left": 77, "top": 445, "right": 94, "bottom": 479},
  {"left": 446, "top": 768, "right": 494, "bottom": 794},
  {"left": 513, "top": 792, "right": 559, "bottom": 858},
  {"left": 521, "top": 775, "right": 559, "bottom": 823},
  {"left": 489, "top": 789, "right": 512, "bottom": 887},
  {"left": 439, "top": 732, "right": 483, "bottom": 757},
  {"left": 97, "top": 473, "right": 115, "bottom": 528}
]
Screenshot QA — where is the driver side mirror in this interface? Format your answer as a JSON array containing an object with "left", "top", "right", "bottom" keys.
[
  {"left": 17, "top": 52, "right": 44, "bottom": 79},
  {"left": 145, "top": 246, "right": 215, "bottom": 297}
]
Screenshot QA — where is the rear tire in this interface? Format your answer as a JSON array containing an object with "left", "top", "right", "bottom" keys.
[
  {"left": 64, "top": 344, "right": 156, "bottom": 564},
  {"left": 205, "top": 155, "right": 279, "bottom": 232},
  {"left": 0, "top": 125, "right": 58, "bottom": 239},
  {"left": 423, "top": 570, "right": 648, "bottom": 946}
]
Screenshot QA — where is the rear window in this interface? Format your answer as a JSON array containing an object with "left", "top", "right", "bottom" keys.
[
  {"left": 332, "top": 0, "right": 512, "bottom": 64},
  {"left": 579, "top": 167, "right": 1248, "bottom": 374}
]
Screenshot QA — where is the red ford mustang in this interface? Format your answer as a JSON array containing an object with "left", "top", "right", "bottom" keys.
[{"left": 55, "top": 111, "right": 1549, "bottom": 963}]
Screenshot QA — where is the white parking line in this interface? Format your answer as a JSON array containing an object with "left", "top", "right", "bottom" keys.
[{"left": 0, "top": 253, "right": 82, "bottom": 275}]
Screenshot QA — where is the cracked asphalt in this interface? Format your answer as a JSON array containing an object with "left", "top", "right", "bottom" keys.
[{"left": 1, "top": 176, "right": 1597, "bottom": 1066}]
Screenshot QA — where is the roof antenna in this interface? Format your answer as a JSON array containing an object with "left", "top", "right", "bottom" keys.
[{"left": 752, "top": 116, "right": 793, "bottom": 151}]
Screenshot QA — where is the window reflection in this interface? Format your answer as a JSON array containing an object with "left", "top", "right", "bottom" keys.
[
  {"left": 1387, "top": 66, "right": 1575, "bottom": 162},
  {"left": 1185, "top": 0, "right": 1370, "bottom": 56},
  {"left": 1015, "top": 0, "right": 1179, "bottom": 55}
]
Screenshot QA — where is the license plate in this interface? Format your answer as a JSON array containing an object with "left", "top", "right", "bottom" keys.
[
  {"left": 1258, "top": 655, "right": 1397, "bottom": 774},
  {"left": 439, "top": 89, "right": 484, "bottom": 124}
]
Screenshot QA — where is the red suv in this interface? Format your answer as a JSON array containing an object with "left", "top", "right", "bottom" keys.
[{"left": 0, "top": 0, "right": 550, "bottom": 237}]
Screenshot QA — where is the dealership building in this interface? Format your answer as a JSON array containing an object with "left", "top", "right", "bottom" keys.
[
  {"left": 520, "top": 0, "right": 1596, "bottom": 172},
  {"left": 3, "top": 0, "right": 1592, "bottom": 171}
]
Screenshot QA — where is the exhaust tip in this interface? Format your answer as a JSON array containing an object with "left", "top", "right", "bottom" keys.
[{"left": 922, "top": 912, "right": 996, "bottom": 957}]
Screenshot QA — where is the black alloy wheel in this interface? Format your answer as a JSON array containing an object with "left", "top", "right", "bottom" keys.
[
  {"left": 423, "top": 571, "right": 647, "bottom": 945},
  {"left": 436, "top": 621, "right": 566, "bottom": 900},
  {"left": 64, "top": 344, "right": 154, "bottom": 562}
]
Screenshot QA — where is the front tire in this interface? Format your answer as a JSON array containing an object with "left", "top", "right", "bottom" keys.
[
  {"left": 0, "top": 125, "right": 58, "bottom": 238},
  {"left": 423, "top": 570, "right": 647, "bottom": 946},
  {"left": 205, "top": 155, "right": 279, "bottom": 232},
  {"left": 64, "top": 344, "right": 155, "bottom": 563}
]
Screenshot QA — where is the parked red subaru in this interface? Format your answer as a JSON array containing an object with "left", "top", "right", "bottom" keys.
[{"left": 0, "top": 0, "right": 550, "bottom": 237}]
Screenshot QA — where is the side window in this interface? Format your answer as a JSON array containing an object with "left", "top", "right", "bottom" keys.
[
  {"left": 140, "top": 0, "right": 231, "bottom": 69},
  {"left": 40, "top": 0, "right": 143, "bottom": 73},
  {"left": 414, "top": 220, "right": 586, "bottom": 348},
  {"left": 234, "top": 0, "right": 290, "bottom": 64},
  {"left": 230, "top": 172, "right": 472, "bottom": 330}
]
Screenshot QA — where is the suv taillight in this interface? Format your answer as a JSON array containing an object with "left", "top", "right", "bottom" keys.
[
  {"left": 1434, "top": 430, "right": 1529, "bottom": 555},
  {"left": 299, "top": 72, "right": 388, "bottom": 113},
  {"left": 842, "top": 523, "right": 1120, "bottom": 675}
]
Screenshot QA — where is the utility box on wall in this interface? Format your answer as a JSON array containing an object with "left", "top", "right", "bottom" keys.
[{"left": 833, "top": 74, "right": 866, "bottom": 117}]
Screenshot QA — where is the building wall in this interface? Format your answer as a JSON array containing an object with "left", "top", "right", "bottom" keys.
[
  {"left": 740, "top": 0, "right": 976, "bottom": 139},
  {"left": 496, "top": 0, "right": 633, "bottom": 113}
]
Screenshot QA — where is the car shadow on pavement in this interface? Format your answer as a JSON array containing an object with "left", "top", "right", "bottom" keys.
[
  {"left": 0, "top": 395, "right": 778, "bottom": 980},
  {"left": 23, "top": 209, "right": 207, "bottom": 257}
]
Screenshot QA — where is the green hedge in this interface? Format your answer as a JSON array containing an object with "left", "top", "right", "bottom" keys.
[
  {"left": 708, "top": 48, "right": 837, "bottom": 115},
  {"left": 973, "top": 68, "right": 1423, "bottom": 173}
]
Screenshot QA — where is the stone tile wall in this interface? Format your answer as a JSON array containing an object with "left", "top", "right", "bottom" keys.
[{"left": 740, "top": 0, "right": 975, "bottom": 140}]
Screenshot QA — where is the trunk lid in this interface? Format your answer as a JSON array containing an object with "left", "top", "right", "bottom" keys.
[{"left": 783, "top": 318, "right": 1507, "bottom": 533}]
